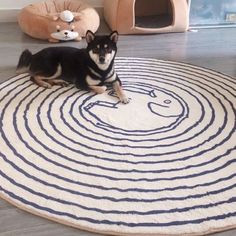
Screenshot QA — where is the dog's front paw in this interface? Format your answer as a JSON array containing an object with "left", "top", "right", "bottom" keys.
[
  {"left": 41, "top": 81, "right": 52, "bottom": 89},
  {"left": 120, "top": 96, "right": 130, "bottom": 104},
  {"left": 56, "top": 81, "right": 69, "bottom": 87},
  {"left": 91, "top": 85, "right": 107, "bottom": 94}
]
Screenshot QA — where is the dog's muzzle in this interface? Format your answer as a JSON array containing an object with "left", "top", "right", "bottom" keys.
[{"left": 99, "top": 56, "right": 105, "bottom": 64}]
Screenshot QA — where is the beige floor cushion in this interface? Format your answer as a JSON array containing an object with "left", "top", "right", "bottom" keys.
[{"left": 18, "top": 0, "right": 100, "bottom": 42}]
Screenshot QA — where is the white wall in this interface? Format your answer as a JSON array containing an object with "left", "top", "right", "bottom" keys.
[
  {"left": 0, "top": 0, "right": 39, "bottom": 9},
  {"left": 0, "top": 0, "right": 104, "bottom": 9},
  {"left": 0, "top": 0, "right": 104, "bottom": 22}
]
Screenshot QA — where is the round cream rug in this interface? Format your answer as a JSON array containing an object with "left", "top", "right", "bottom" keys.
[{"left": 0, "top": 58, "right": 236, "bottom": 236}]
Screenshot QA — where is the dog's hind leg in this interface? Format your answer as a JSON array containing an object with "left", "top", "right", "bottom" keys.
[
  {"left": 30, "top": 65, "right": 63, "bottom": 88},
  {"left": 30, "top": 76, "right": 53, "bottom": 88},
  {"left": 46, "top": 79, "right": 69, "bottom": 87}
]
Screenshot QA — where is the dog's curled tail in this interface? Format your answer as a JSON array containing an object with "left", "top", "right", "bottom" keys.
[{"left": 16, "top": 49, "right": 32, "bottom": 74}]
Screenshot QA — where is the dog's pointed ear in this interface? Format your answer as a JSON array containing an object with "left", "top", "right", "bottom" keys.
[
  {"left": 86, "top": 30, "right": 95, "bottom": 44},
  {"left": 110, "top": 31, "right": 118, "bottom": 43}
]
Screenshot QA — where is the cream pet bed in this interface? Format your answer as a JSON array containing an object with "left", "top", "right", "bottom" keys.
[{"left": 18, "top": 0, "right": 100, "bottom": 42}]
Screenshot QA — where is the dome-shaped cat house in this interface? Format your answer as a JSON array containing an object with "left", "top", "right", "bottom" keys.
[{"left": 104, "top": 0, "right": 189, "bottom": 34}]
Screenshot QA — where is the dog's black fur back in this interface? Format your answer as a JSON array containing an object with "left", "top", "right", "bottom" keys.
[
  {"left": 17, "top": 47, "right": 91, "bottom": 89},
  {"left": 16, "top": 31, "right": 129, "bottom": 103},
  {"left": 16, "top": 33, "right": 118, "bottom": 89}
]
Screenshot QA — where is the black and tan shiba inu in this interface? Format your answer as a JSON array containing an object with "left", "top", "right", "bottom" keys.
[{"left": 16, "top": 30, "right": 129, "bottom": 104}]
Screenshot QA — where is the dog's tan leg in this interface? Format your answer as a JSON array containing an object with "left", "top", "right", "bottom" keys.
[
  {"left": 113, "top": 80, "right": 130, "bottom": 104},
  {"left": 31, "top": 65, "right": 63, "bottom": 88},
  {"left": 86, "top": 75, "right": 106, "bottom": 94},
  {"left": 31, "top": 76, "right": 52, "bottom": 88},
  {"left": 89, "top": 85, "right": 107, "bottom": 94},
  {"left": 45, "top": 79, "right": 69, "bottom": 87}
]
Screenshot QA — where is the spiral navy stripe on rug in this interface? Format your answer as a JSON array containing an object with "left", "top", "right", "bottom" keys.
[{"left": 0, "top": 59, "right": 236, "bottom": 236}]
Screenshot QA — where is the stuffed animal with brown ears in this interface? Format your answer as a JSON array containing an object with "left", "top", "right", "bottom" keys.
[
  {"left": 47, "top": 10, "right": 82, "bottom": 43},
  {"left": 17, "top": 0, "right": 100, "bottom": 43}
]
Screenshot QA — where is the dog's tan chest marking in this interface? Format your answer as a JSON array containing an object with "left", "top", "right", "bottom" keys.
[
  {"left": 105, "top": 71, "right": 116, "bottom": 83},
  {"left": 88, "top": 67, "right": 102, "bottom": 78}
]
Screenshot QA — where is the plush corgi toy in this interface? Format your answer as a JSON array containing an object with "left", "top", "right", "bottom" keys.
[{"left": 47, "top": 10, "right": 82, "bottom": 42}]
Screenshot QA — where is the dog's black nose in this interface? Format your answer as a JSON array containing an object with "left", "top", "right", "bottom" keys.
[
  {"left": 99, "top": 56, "right": 105, "bottom": 63},
  {"left": 64, "top": 32, "right": 68, "bottom": 35}
]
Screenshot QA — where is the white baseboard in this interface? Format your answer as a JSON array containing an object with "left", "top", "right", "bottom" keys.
[
  {"left": 0, "top": 7, "right": 103, "bottom": 22},
  {"left": 0, "top": 9, "right": 21, "bottom": 22}
]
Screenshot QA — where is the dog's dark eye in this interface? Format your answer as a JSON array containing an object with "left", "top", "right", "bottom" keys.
[
  {"left": 71, "top": 29, "right": 74, "bottom": 32},
  {"left": 92, "top": 48, "right": 99, "bottom": 54},
  {"left": 105, "top": 48, "right": 112, "bottom": 53},
  {"left": 57, "top": 29, "right": 60, "bottom": 32}
]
